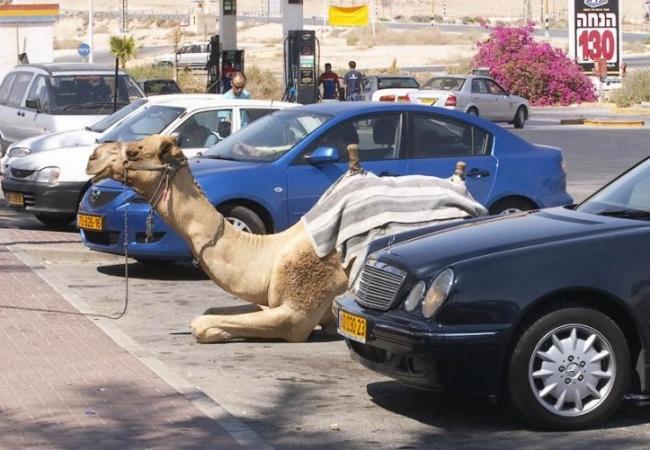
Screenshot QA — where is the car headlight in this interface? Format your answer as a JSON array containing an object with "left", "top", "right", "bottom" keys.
[
  {"left": 422, "top": 268, "right": 454, "bottom": 319},
  {"left": 403, "top": 281, "right": 425, "bottom": 312},
  {"left": 8, "top": 147, "right": 31, "bottom": 158},
  {"left": 35, "top": 167, "right": 60, "bottom": 185}
]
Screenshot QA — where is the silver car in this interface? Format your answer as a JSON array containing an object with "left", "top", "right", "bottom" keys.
[{"left": 406, "top": 75, "right": 529, "bottom": 128}]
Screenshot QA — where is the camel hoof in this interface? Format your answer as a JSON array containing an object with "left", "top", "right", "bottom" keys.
[{"left": 197, "top": 328, "right": 234, "bottom": 343}]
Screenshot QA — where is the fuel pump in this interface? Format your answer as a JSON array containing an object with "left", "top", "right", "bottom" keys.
[
  {"left": 206, "top": 35, "right": 221, "bottom": 94},
  {"left": 282, "top": 30, "right": 320, "bottom": 104}
]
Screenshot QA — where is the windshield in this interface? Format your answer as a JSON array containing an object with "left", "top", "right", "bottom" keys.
[
  {"left": 50, "top": 75, "right": 141, "bottom": 115},
  {"left": 377, "top": 77, "right": 420, "bottom": 90},
  {"left": 99, "top": 104, "right": 185, "bottom": 143},
  {"left": 422, "top": 77, "right": 466, "bottom": 91},
  {"left": 578, "top": 159, "right": 650, "bottom": 220},
  {"left": 88, "top": 98, "right": 148, "bottom": 133},
  {"left": 202, "top": 110, "right": 333, "bottom": 162}
]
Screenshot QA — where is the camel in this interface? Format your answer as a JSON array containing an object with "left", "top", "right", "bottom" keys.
[{"left": 86, "top": 135, "right": 479, "bottom": 343}]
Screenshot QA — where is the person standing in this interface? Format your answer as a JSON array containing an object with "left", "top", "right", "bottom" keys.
[
  {"left": 223, "top": 72, "right": 251, "bottom": 99},
  {"left": 318, "top": 63, "right": 340, "bottom": 100},
  {"left": 343, "top": 60, "right": 364, "bottom": 101}
]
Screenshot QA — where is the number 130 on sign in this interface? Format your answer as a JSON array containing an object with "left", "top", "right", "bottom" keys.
[{"left": 577, "top": 28, "right": 617, "bottom": 62}]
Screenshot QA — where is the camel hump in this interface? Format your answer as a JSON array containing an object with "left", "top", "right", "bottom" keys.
[{"left": 347, "top": 144, "right": 364, "bottom": 175}]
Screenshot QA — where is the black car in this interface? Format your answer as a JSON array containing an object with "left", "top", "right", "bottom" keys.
[
  {"left": 335, "top": 157, "right": 650, "bottom": 430},
  {"left": 137, "top": 79, "right": 182, "bottom": 96}
]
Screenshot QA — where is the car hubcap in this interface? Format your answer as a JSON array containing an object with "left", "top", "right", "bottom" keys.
[
  {"left": 529, "top": 324, "right": 616, "bottom": 417},
  {"left": 226, "top": 217, "right": 252, "bottom": 233}
]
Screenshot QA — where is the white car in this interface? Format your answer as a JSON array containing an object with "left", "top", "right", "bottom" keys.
[
  {"left": 155, "top": 42, "right": 211, "bottom": 69},
  {"left": 1, "top": 98, "right": 148, "bottom": 174},
  {"left": 1, "top": 97, "right": 297, "bottom": 226},
  {"left": 405, "top": 75, "right": 530, "bottom": 128}
]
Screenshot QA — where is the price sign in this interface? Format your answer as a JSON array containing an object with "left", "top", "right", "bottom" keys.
[{"left": 569, "top": 0, "right": 622, "bottom": 74}]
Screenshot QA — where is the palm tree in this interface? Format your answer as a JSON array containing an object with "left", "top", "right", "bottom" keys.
[{"left": 109, "top": 35, "right": 137, "bottom": 69}]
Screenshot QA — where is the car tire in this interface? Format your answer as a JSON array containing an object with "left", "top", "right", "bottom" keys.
[
  {"left": 513, "top": 106, "right": 526, "bottom": 129},
  {"left": 489, "top": 197, "right": 536, "bottom": 215},
  {"left": 508, "top": 306, "right": 630, "bottom": 430},
  {"left": 35, "top": 213, "right": 75, "bottom": 227},
  {"left": 220, "top": 205, "right": 266, "bottom": 234},
  {"left": 467, "top": 107, "right": 479, "bottom": 117}
]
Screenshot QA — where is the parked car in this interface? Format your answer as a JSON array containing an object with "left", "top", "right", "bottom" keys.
[
  {"left": 2, "top": 97, "right": 293, "bottom": 226},
  {"left": 154, "top": 42, "right": 210, "bottom": 69},
  {"left": 405, "top": 75, "right": 529, "bottom": 128},
  {"left": 0, "top": 98, "right": 148, "bottom": 174},
  {"left": 363, "top": 75, "right": 420, "bottom": 102},
  {"left": 0, "top": 63, "right": 145, "bottom": 155},
  {"left": 78, "top": 102, "right": 571, "bottom": 261},
  {"left": 138, "top": 79, "right": 182, "bottom": 96},
  {"left": 334, "top": 156, "right": 650, "bottom": 430}
]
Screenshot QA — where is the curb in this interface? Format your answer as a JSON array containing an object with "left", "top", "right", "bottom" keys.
[{"left": 559, "top": 118, "right": 645, "bottom": 127}]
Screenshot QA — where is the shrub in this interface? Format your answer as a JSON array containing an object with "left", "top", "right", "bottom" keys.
[
  {"left": 472, "top": 24, "right": 596, "bottom": 105},
  {"left": 610, "top": 70, "right": 650, "bottom": 107}
]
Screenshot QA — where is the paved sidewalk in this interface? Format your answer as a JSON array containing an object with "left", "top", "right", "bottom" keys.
[{"left": 0, "top": 227, "right": 245, "bottom": 449}]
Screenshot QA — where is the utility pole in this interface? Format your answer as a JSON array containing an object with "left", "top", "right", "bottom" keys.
[
  {"left": 544, "top": 0, "right": 550, "bottom": 39},
  {"left": 121, "top": 0, "right": 127, "bottom": 33},
  {"left": 523, "top": 0, "right": 532, "bottom": 21},
  {"left": 88, "top": 0, "right": 93, "bottom": 63}
]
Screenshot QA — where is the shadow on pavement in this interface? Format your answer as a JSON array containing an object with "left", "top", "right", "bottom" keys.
[{"left": 97, "top": 261, "right": 209, "bottom": 281}]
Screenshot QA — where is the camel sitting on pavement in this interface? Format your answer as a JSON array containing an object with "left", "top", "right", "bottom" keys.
[{"left": 86, "top": 135, "right": 480, "bottom": 343}]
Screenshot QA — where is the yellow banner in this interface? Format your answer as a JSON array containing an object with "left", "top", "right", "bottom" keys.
[{"left": 328, "top": 5, "right": 369, "bottom": 27}]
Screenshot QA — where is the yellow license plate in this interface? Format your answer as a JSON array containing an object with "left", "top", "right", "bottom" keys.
[
  {"left": 5, "top": 191, "right": 24, "bottom": 206},
  {"left": 419, "top": 98, "right": 438, "bottom": 105},
  {"left": 77, "top": 213, "right": 104, "bottom": 231},
  {"left": 338, "top": 310, "right": 367, "bottom": 344}
]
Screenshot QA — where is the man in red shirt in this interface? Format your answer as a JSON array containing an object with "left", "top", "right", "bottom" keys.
[{"left": 318, "top": 63, "right": 340, "bottom": 100}]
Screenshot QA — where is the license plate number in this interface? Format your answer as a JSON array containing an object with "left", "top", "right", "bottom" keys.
[
  {"left": 77, "top": 213, "right": 103, "bottom": 231},
  {"left": 5, "top": 191, "right": 24, "bottom": 206},
  {"left": 419, "top": 97, "right": 438, "bottom": 105},
  {"left": 338, "top": 310, "right": 367, "bottom": 343}
]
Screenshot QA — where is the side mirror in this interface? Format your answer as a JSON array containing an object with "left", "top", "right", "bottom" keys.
[
  {"left": 304, "top": 146, "right": 339, "bottom": 164},
  {"left": 25, "top": 98, "right": 41, "bottom": 112}
]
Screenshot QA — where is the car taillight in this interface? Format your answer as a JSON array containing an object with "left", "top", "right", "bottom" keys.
[
  {"left": 445, "top": 95, "right": 457, "bottom": 107},
  {"left": 379, "top": 95, "right": 395, "bottom": 102}
]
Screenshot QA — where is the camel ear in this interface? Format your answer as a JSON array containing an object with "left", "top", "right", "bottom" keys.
[{"left": 157, "top": 135, "right": 183, "bottom": 160}]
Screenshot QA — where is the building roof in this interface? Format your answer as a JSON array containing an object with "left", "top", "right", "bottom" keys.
[{"left": 16, "top": 63, "right": 127, "bottom": 75}]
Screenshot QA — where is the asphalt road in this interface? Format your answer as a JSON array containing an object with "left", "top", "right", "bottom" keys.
[{"left": 3, "top": 112, "right": 650, "bottom": 449}]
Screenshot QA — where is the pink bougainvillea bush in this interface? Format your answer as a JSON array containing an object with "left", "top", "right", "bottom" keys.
[{"left": 472, "top": 24, "right": 596, "bottom": 106}]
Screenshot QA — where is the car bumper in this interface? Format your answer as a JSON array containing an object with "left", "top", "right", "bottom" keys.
[
  {"left": 334, "top": 295, "right": 511, "bottom": 397},
  {"left": 78, "top": 189, "right": 193, "bottom": 260},
  {"left": 1, "top": 177, "right": 85, "bottom": 216}
]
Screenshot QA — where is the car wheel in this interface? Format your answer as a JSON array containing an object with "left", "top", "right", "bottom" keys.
[
  {"left": 513, "top": 106, "right": 526, "bottom": 129},
  {"left": 489, "top": 197, "right": 536, "bottom": 215},
  {"left": 220, "top": 205, "right": 266, "bottom": 234},
  {"left": 467, "top": 107, "right": 479, "bottom": 116},
  {"left": 508, "top": 307, "right": 630, "bottom": 430},
  {"left": 35, "top": 213, "right": 75, "bottom": 227}
]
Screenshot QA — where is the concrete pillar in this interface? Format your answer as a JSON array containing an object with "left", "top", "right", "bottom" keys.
[
  {"left": 219, "top": 0, "right": 237, "bottom": 50},
  {"left": 282, "top": 0, "right": 303, "bottom": 38}
]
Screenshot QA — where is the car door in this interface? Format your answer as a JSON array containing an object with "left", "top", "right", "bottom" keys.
[
  {"left": 469, "top": 78, "right": 496, "bottom": 120},
  {"left": 21, "top": 75, "right": 52, "bottom": 137},
  {"left": 285, "top": 112, "right": 408, "bottom": 225},
  {"left": 172, "top": 108, "right": 233, "bottom": 157},
  {"left": 405, "top": 112, "right": 497, "bottom": 204},
  {"left": 484, "top": 79, "right": 513, "bottom": 121},
  {"left": 0, "top": 72, "right": 17, "bottom": 146},
  {"left": 2, "top": 72, "right": 34, "bottom": 143}
]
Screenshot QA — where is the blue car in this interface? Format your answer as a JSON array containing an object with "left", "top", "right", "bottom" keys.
[{"left": 78, "top": 102, "right": 572, "bottom": 261}]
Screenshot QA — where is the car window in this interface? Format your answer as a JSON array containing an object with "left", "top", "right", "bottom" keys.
[
  {"left": 422, "top": 77, "right": 465, "bottom": 91},
  {"left": 7, "top": 72, "right": 33, "bottom": 106},
  {"left": 49, "top": 74, "right": 141, "bottom": 115},
  {"left": 0, "top": 73, "right": 16, "bottom": 104},
  {"left": 239, "top": 108, "right": 275, "bottom": 128},
  {"left": 485, "top": 79, "right": 507, "bottom": 95},
  {"left": 408, "top": 113, "right": 492, "bottom": 158},
  {"left": 89, "top": 98, "right": 148, "bottom": 133},
  {"left": 378, "top": 78, "right": 419, "bottom": 90},
  {"left": 27, "top": 75, "right": 51, "bottom": 113},
  {"left": 471, "top": 79, "right": 487, "bottom": 94},
  {"left": 310, "top": 113, "right": 401, "bottom": 162},
  {"left": 175, "top": 109, "right": 233, "bottom": 148},
  {"left": 99, "top": 104, "right": 185, "bottom": 142},
  {"left": 143, "top": 80, "right": 181, "bottom": 95}
]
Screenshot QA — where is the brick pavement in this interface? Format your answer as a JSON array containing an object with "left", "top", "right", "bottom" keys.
[{"left": 0, "top": 228, "right": 246, "bottom": 450}]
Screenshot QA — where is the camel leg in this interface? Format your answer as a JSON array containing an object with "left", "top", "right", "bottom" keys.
[
  {"left": 190, "top": 303, "right": 325, "bottom": 343},
  {"left": 319, "top": 309, "right": 338, "bottom": 336}
]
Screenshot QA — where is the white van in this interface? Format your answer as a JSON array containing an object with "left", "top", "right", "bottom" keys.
[{"left": 0, "top": 63, "right": 144, "bottom": 155}]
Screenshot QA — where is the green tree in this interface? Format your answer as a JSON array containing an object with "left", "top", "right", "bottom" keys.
[{"left": 109, "top": 35, "right": 137, "bottom": 69}]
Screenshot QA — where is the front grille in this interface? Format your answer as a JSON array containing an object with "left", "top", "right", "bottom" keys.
[
  {"left": 11, "top": 168, "right": 35, "bottom": 178},
  {"left": 24, "top": 194, "right": 35, "bottom": 207},
  {"left": 355, "top": 260, "right": 406, "bottom": 311},
  {"left": 89, "top": 189, "right": 121, "bottom": 208}
]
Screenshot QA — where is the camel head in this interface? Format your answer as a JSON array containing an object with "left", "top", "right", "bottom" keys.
[{"left": 86, "top": 135, "right": 186, "bottom": 193}]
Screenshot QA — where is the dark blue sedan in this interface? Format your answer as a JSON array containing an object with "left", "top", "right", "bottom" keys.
[
  {"left": 335, "top": 156, "right": 650, "bottom": 430},
  {"left": 78, "top": 102, "right": 571, "bottom": 261}
]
